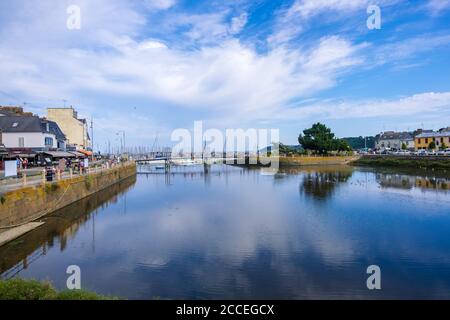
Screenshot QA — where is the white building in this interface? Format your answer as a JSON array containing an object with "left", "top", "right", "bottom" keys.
[
  {"left": 375, "top": 131, "right": 414, "bottom": 151},
  {"left": 0, "top": 116, "right": 66, "bottom": 151}
]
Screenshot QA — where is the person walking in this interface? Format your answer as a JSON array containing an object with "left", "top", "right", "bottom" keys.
[
  {"left": 16, "top": 157, "right": 22, "bottom": 171},
  {"left": 79, "top": 158, "right": 85, "bottom": 174}
]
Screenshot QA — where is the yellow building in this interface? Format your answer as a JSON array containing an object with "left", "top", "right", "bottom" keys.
[
  {"left": 47, "top": 107, "right": 91, "bottom": 150},
  {"left": 415, "top": 131, "right": 450, "bottom": 150}
]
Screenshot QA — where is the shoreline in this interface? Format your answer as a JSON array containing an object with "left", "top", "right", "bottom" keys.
[{"left": 351, "top": 155, "right": 450, "bottom": 171}]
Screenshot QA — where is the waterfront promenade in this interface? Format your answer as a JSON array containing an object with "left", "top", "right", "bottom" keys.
[{"left": 0, "top": 161, "right": 116, "bottom": 193}]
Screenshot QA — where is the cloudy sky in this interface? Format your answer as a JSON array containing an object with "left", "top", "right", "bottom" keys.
[{"left": 0, "top": 0, "right": 449, "bottom": 150}]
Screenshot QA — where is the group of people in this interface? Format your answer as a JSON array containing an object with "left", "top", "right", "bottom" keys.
[
  {"left": 55, "top": 157, "right": 86, "bottom": 172},
  {"left": 16, "top": 157, "right": 29, "bottom": 170}
]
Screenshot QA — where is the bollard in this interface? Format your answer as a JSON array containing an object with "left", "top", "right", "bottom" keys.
[
  {"left": 69, "top": 168, "right": 73, "bottom": 178},
  {"left": 42, "top": 169, "right": 46, "bottom": 184},
  {"left": 57, "top": 170, "right": 61, "bottom": 181},
  {"left": 23, "top": 173, "right": 27, "bottom": 186}
]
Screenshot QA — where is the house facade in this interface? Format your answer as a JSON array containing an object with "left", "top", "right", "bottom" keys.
[
  {"left": 375, "top": 131, "right": 414, "bottom": 151},
  {"left": 47, "top": 107, "right": 91, "bottom": 150},
  {"left": 0, "top": 116, "right": 66, "bottom": 151},
  {"left": 415, "top": 131, "right": 450, "bottom": 150}
]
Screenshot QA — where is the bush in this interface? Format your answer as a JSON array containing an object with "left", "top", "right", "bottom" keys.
[
  {"left": 0, "top": 279, "right": 57, "bottom": 300},
  {"left": 56, "top": 290, "right": 116, "bottom": 300},
  {"left": 0, "top": 278, "right": 115, "bottom": 300}
]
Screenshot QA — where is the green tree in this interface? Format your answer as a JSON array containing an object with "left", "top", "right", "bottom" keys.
[
  {"left": 440, "top": 142, "right": 447, "bottom": 150},
  {"left": 298, "top": 123, "right": 350, "bottom": 154},
  {"left": 334, "top": 139, "right": 352, "bottom": 152},
  {"left": 428, "top": 141, "right": 436, "bottom": 150},
  {"left": 342, "top": 136, "right": 375, "bottom": 149},
  {"left": 401, "top": 142, "right": 407, "bottom": 150}
]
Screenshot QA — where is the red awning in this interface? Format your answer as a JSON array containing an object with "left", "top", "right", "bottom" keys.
[{"left": 78, "top": 150, "right": 93, "bottom": 156}]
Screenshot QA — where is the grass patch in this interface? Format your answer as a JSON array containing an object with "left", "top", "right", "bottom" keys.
[
  {"left": 0, "top": 278, "right": 117, "bottom": 300},
  {"left": 352, "top": 157, "right": 450, "bottom": 170},
  {"left": 84, "top": 175, "right": 94, "bottom": 190}
]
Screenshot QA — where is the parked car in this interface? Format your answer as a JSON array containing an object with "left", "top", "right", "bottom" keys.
[
  {"left": 437, "top": 148, "right": 450, "bottom": 156},
  {"left": 415, "top": 149, "right": 427, "bottom": 156}
]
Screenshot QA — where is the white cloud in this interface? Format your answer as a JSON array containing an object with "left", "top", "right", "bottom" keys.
[
  {"left": 137, "top": 39, "right": 168, "bottom": 50},
  {"left": 0, "top": 0, "right": 146, "bottom": 49},
  {"left": 279, "top": 92, "right": 450, "bottom": 120},
  {"left": 426, "top": 0, "right": 450, "bottom": 14},
  {"left": 269, "top": 0, "right": 400, "bottom": 45},
  {"left": 169, "top": 11, "right": 250, "bottom": 44},
  {"left": 181, "top": 13, "right": 230, "bottom": 43},
  {"left": 145, "top": 0, "right": 176, "bottom": 10},
  {"left": 68, "top": 36, "right": 363, "bottom": 124},
  {"left": 229, "top": 13, "right": 248, "bottom": 35},
  {"left": 0, "top": 0, "right": 366, "bottom": 128},
  {"left": 373, "top": 34, "right": 450, "bottom": 64},
  {"left": 287, "top": 0, "right": 371, "bottom": 19},
  {"left": 0, "top": 0, "right": 449, "bottom": 144}
]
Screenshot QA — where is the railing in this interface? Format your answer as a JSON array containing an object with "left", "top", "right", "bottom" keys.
[{"left": 0, "top": 161, "right": 133, "bottom": 193}]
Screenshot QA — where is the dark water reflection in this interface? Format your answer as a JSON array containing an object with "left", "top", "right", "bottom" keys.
[
  {"left": 299, "top": 169, "right": 353, "bottom": 200},
  {"left": 1, "top": 165, "right": 450, "bottom": 299}
]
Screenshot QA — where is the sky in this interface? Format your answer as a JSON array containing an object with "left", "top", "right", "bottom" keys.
[{"left": 0, "top": 0, "right": 449, "bottom": 150}]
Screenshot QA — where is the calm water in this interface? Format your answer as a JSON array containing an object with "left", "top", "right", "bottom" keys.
[{"left": 1, "top": 164, "right": 450, "bottom": 299}]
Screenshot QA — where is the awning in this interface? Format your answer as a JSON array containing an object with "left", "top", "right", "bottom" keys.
[
  {"left": 43, "top": 151, "right": 77, "bottom": 158},
  {"left": 78, "top": 150, "right": 93, "bottom": 156},
  {"left": 69, "top": 151, "right": 86, "bottom": 157},
  {"left": 14, "top": 153, "right": 36, "bottom": 158}
]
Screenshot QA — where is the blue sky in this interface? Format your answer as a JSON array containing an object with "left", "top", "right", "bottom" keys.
[{"left": 0, "top": 0, "right": 449, "bottom": 150}]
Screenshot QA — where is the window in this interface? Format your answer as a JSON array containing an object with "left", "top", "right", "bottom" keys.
[
  {"left": 425, "top": 138, "right": 428, "bottom": 144},
  {"left": 18, "top": 137, "right": 24, "bottom": 147},
  {"left": 45, "top": 137, "right": 53, "bottom": 146},
  {"left": 418, "top": 138, "right": 421, "bottom": 144}
]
